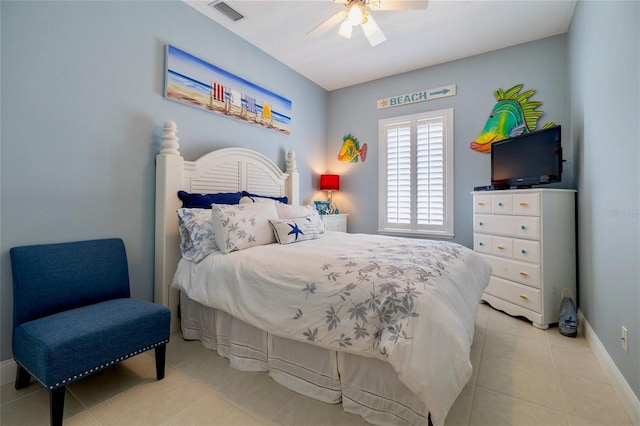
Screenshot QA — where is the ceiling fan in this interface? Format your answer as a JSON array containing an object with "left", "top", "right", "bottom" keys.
[{"left": 308, "top": 0, "right": 429, "bottom": 47}]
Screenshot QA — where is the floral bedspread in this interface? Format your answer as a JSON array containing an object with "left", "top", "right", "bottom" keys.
[{"left": 172, "top": 232, "right": 491, "bottom": 425}]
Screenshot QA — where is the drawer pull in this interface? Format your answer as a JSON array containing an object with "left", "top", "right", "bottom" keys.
[
  {"left": 519, "top": 202, "right": 528, "bottom": 207},
  {"left": 478, "top": 202, "right": 485, "bottom": 206},
  {"left": 496, "top": 245, "right": 505, "bottom": 250},
  {"left": 479, "top": 222, "right": 484, "bottom": 226},
  {"left": 498, "top": 202, "right": 503, "bottom": 207},
  {"left": 519, "top": 272, "right": 529, "bottom": 277},
  {"left": 519, "top": 295, "right": 529, "bottom": 300},
  {"left": 520, "top": 225, "right": 527, "bottom": 231},
  {"left": 520, "top": 249, "right": 527, "bottom": 254},
  {"left": 479, "top": 242, "right": 484, "bottom": 247}
]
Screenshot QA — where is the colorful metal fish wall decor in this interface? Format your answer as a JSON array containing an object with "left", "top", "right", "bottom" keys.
[
  {"left": 338, "top": 134, "right": 367, "bottom": 163},
  {"left": 470, "top": 84, "right": 556, "bottom": 153}
]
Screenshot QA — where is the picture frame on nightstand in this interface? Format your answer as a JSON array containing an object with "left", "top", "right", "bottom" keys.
[{"left": 314, "top": 200, "right": 331, "bottom": 215}]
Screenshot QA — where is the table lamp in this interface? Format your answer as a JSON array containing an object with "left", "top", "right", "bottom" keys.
[{"left": 320, "top": 174, "right": 340, "bottom": 214}]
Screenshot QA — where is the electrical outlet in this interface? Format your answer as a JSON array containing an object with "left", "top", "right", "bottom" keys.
[{"left": 621, "top": 326, "right": 628, "bottom": 352}]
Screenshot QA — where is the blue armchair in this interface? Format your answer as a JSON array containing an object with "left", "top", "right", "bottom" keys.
[{"left": 10, "top": 238, "right": 171, "bottom": 426}]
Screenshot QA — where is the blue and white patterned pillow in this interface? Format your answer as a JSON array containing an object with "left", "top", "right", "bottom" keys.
[
  {"left": 211, "top": 202, "right": 278, "bottom": 254},
  {"left": 176, "top": 208, "right": 219, "bottom": 262},
  {"left": 269, "top": 217, "right": 321, "bottom": 245}
]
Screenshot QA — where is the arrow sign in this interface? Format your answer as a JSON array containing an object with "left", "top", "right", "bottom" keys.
[
  {"left": 430, "top": 88, "right": 450, "bottom": 96},
  {"left": 377, "top": 84, "right": 456, "bottom": 110}
]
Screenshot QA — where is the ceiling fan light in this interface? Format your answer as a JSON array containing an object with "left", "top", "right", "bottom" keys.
[
  {"left": 347, "top": 3, "right": 364, "bottom": 25},
  {"left": 338, "top": 19, "right": 353, "bottom": 38},
  {"left": 361, "top": 13, "right": 379, "bottom": 36},
  {"left": 361, "top": 13, "right": 387, "bottom": 46}
]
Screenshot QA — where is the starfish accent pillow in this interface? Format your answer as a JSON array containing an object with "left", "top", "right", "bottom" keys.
[
  {"left": 274, "top": 203, "right": 325, "bottom": 233},
  {"left": 269, "top": 217, "right": 321, "bottom": 245}
]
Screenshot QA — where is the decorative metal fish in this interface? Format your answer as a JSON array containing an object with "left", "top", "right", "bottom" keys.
[
  {"left": 338, "top": 134, "right": 367, "bottom": 163},
  {"left": 470, "top": 84, "right": 555, "bottom": 153}
]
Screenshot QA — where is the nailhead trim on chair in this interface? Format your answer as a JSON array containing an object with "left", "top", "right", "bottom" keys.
[{"left": 27, "top": 340, "right": 170, "bottom": 390}]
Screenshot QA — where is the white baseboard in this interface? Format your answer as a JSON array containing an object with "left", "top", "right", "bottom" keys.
[
  {"left": 1, "top": 358, "right": 16, "bottom": 386},
  {"left": 579, "top": 309, "right": 640, "bottom": 426}
]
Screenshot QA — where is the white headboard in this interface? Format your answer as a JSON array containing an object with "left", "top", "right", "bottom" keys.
[{"left": 154, "top": 120, "right": 299, "bottom": 331}]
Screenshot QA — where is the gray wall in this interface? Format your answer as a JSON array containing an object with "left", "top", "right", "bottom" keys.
[
  {"left": 327, "top": 35, "right": 570, "bottom": 246},
  {"left": 568, "top": 0, "right": 639, "bottom": 400},
  {"left": 1, "top": 1, "right": 328, "bottom": 361}
]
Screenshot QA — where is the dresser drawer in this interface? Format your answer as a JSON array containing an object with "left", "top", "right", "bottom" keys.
[
  {"left": 475, "top": 234, "right": 516, "bottom": 258},
  {"left": 491, "top": 236, "right": 513, "bottom": 258},
  {"left": 491, "top": 194, "right": 513, "bottom": 214},
  {"left": 484, "top": 276, "right": 541, "bottom": 313},
  {"left": 479, "top": 254, "right": 541, "bottom": 288},
  {"left": 473, "top": 233, "right": 492, "bottom": 254},
  {"left": 512, "top": 193, "right": 540, "bottom": 216},
  {"left": 512, "top": 239, "right": 540, "bottom": 264},
  {"left": 476, "top": 234, "right": 540, "bottom": 263},
  {"left": 474, "top": 195, "right": 492, "bottom": 214},
  {"left": 474, "top": 215, "right": 540, "bottom": 240},
  {"left": 479, "top": 192, "right": 541, "bottom": 216},
  {"left": 512, "top": 216, "right": 540, "bottom": 239},
  {"left": 474, "top": 214, "right": 498, "bottom": 234}
]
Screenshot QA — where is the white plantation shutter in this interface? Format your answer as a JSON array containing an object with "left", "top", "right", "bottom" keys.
[
  {"left": 379, "top": 109, "right": 454, "bottom": 237},
  {"left": 386, "top": 124, "right": 412, "bottom": 224}
]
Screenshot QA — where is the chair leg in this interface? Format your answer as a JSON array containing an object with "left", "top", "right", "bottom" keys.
[
  {"left": 50, "top": 386, "right": 65, "bottom": 426},
  {"left": 155, "top": 343, "right": 166, "bottom": 380},
  {"left": 15, "top": 364, "right": 32, "bottom": 389}
]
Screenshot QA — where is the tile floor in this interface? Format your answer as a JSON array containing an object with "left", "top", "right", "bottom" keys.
[{"left": 1, "top": 303, "right": 633, "bottom": 426}]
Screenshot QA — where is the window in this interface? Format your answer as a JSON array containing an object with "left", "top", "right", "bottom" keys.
[{"left": 378, "top": 108, "right": 454, "bottom": 238}]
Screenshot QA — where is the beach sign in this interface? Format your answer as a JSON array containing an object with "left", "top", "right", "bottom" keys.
[{"left": 377, "top": 84, "right": 456, "bottom": 110}]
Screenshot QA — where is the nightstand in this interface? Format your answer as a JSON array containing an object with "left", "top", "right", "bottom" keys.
[{"left": 320, "top": 214, "right": 348, "bottom": 232}]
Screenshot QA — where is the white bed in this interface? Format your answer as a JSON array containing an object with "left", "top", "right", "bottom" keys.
[{"left": 154, "top": 120, "right": 491, "bottom": 426}]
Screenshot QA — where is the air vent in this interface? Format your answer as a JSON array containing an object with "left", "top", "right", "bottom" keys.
[{"left": 209, "top": 1, "right": 244, "bottom": 22}]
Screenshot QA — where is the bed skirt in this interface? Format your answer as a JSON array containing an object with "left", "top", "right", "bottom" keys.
[{"left": 179, "top": 293, "right": 428, "bottom": 426}]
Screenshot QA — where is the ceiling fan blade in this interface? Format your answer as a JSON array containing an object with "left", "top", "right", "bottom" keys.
[
  {"left": 361, "top": 13, "right": 387, "bottom": 46},
  {"left": 338, "top": 20, "right": 353, "bottom": 39},
  {"left": 369, "top": 0, "right": 429, "bottom": 10},
  {"left": 307, "top": 10, "right": 348, "bottom": 36}
]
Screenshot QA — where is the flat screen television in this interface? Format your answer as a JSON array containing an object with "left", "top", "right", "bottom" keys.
[{"left": 491, "top": 125, "right": 562, "bottom": 189}]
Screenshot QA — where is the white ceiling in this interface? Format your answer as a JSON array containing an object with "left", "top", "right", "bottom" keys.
[{"left": 186, "top": 0, "right": 577, "bottom": 91}]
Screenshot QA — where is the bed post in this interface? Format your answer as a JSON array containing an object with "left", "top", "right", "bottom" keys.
[
  {"left": 154, "top": 120, "right": 183, "bottom": 332},
  {"left": 285, "top": 150, "right": 299, "bottom": 205}
]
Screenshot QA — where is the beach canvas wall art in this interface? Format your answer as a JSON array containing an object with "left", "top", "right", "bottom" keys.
[{"left": 164, "top": 45, "right": 292, "bottom": 135}]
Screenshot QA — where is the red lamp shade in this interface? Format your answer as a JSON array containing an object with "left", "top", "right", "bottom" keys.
[{"left": 320, "top": 174, "right": 340, "bottom": 191}]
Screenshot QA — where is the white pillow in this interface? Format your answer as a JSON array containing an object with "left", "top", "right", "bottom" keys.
[
  {"left": 211, "top": 202, "right": 278, "bottom": 254},
  {"left": 176, "top": 208, "right": 219, "bottom": 262},
  {"left": 269, "top": 217, "right": 321, "bottom": 245},
  {"left": 275, "top": 203, "right": 325, "bottom": 233}
]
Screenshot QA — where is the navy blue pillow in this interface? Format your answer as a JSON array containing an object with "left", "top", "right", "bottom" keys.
[
  {"left": 241, "top": 191, "right": 288, "bottom": 204},
  {"left": 178, "top": 191, "right": 242, "bottom": 208}
]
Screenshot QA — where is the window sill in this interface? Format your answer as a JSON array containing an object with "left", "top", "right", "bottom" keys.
[{"left": 377, "top": 229, "right": 454, "bottom": 240}]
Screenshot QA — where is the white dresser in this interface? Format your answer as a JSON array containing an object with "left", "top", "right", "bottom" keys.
[
  {"left": 472, "top": 189, "right": 576, "bottom": 328},
  {"left": 321, "top": 213, "right": 348, "bottom": 232}
]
